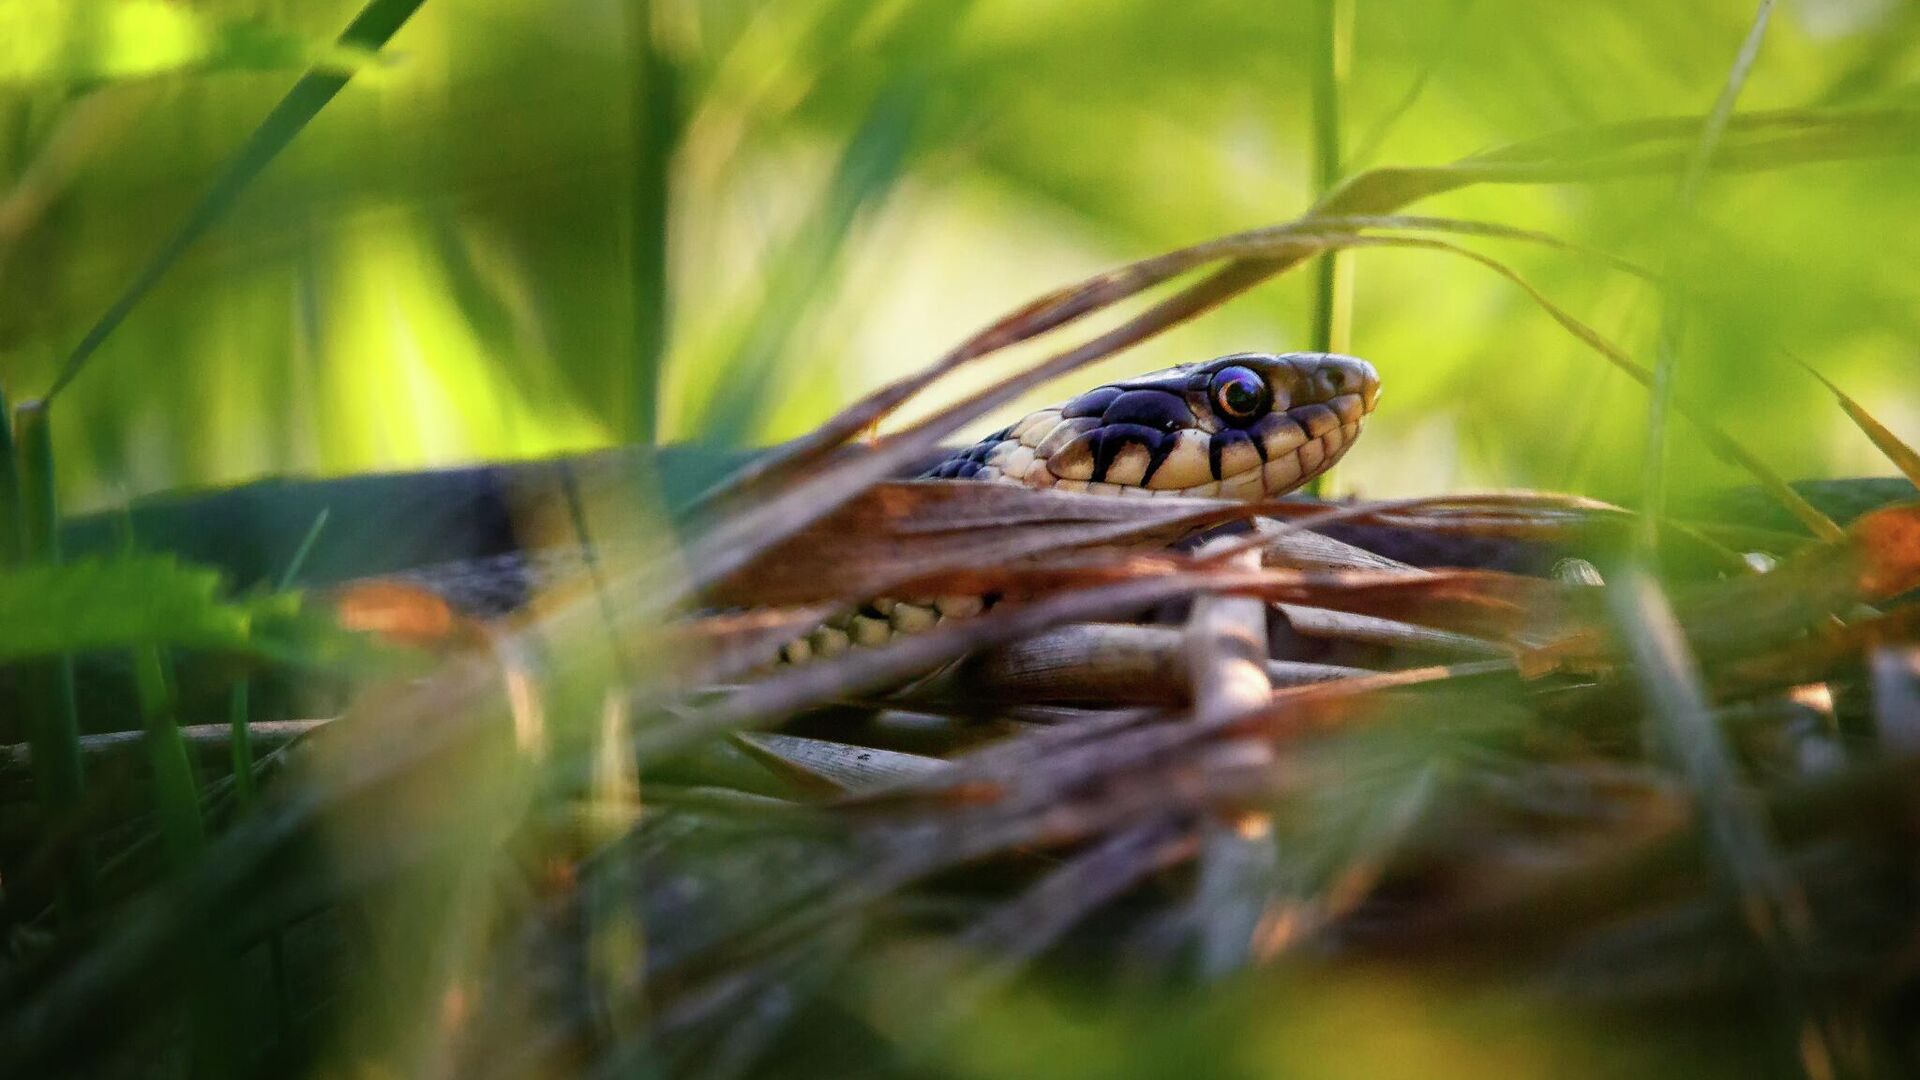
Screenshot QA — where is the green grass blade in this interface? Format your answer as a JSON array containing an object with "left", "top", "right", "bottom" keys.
[
  {"left": 11, "top": 399, "right": 94, "bottom": 917},
  {"left": 43, "top": 0, "right": 429, "bottom": 400},
  {"left": 1641, "top": 1, "right": 1777, "bottom": 551},
  {"left": 1605, "top": 565, "right": 1854, "bottom": 1079},
  {"left": 131, "top": 645, "right": 206, "bottom": 864},
  {"left": 623, "top": 0, "right": 679, "bottom": 446},
  {"left": 691, "top": 72, "right": 931, "bottom": 441},
  {"left": 127, "top": 608, "right": 234, "bottom": 1077},
  {"left": 0, "top": 388, "right": 22, "bottom": 749},
  {"left": 1304, "top": 0, "right": 1352, "bottom": 499},
  {"left": 0, "top": 385, "right": 22, "bottom": 569},
  {"left": 227, "top": 507, "right": 329, "bottom": 805},
  {"left": 227, "top": 507, "right": 326, "bottom": 1036}
]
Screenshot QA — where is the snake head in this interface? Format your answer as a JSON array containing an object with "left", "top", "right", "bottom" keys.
[{"left": 949, "top": 352, "right": 1379, "bottom": 499}]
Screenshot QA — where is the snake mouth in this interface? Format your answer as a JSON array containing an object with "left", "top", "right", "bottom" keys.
[{"left": 964, "top": 352, "right": 1379, "bottom": 499}]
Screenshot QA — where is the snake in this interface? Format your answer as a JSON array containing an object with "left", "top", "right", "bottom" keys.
[
  {"left": 776, "top": 351, "right": 1383, "bottom": 663},
  {"left": 33, "top": 353, "right": 1919, "bottom": 723}
]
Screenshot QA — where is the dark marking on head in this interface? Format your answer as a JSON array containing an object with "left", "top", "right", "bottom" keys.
[
  {"left": 1100, "top": 389, "right": 1190, "bottom": 433},
  {"left": 1139, "top": 431, "right": 1174, "bottom": 487},
  {"left": 1061, "top": 386, "right": 1123, "bottom": 420},
  {"left": 1206, "top": 429, "right": 1258, "bottom": 480},
  {"left": 1088, "top": 423, "right": 1160, "bottom": 483}
]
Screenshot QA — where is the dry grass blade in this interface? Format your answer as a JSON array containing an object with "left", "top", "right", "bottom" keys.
[
  {"left": 1275, "top": 604, "right": 1508, "bottom": 657},
  {"left": 1793, "top": 357, "right": 1920, "bottom": 487},
  {"left": 731, "top": 733, "right": 945, "bottom": 796},
  {"left": 703, "top": 481, "right": 1229, "bottom": 608},
  {"left": 923, "top": 623, "right": 1367, "bottom": 706},
  {"left": 1187, "top": 537, "right": 1280, "bottom": 976},
  {"left": 1340, "top": 107, "right": 1918, "bottom": 200},
  {"left": 1304, "top": 214, "right": 1657, "bottom": 279},
  {"left": 1255, "top": 521, "right": 1420, "bottom": 572},
  {"left": 1235, "top": 659, "right": 1518, "bottom": 741},
  {"left": 1188, "top": 540, "right": 1277, "bottom": 731}
]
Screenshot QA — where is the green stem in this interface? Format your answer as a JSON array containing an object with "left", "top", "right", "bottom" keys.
[
  {"left": 43, "top": 0, "right": 430, "bottom": 401},
  {"left": 1640, "top": 0, "right": 1776, "bottom": 555},
  {"left": 0, "top": 388, "right": 22, "bottom": 751},
  {"left": 0, "top": 385, "right": 22, "bottom": 568},
  {"left": 1306, "top": 0, "right": 1353, "bottom": 497},
  {"left": 131, "top": 645, "right": 207, "bottom": 866},
  {"left": 13, "top": 400, "right": 94, "bottom": 917},
  {"left": 228, "top": 507, "right": 325, "bottom": 1036},
  {"left": 625, "top": 0, "right": 680, "bottom": 446}
]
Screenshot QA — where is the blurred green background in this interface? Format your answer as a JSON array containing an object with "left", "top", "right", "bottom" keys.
[{"left": 2, "top": 0, "right": 1916, "bottom": 512}]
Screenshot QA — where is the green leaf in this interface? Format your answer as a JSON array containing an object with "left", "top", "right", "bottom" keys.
[{"left": 0, "top": 553, "right": 319, "bottom": 662}]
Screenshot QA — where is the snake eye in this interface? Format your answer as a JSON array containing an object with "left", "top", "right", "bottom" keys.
[{"left": 1209, "top": 366, "right": 1270, "bottom": 423}]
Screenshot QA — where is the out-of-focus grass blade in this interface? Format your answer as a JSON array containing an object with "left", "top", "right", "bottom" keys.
[
  {"left": 127, "top": 613, "right": 234, "bottom": 1079},
  {"left": 691, "top": 67, "right": 931, "bottom": 443},
  {"left": 43, "top": 0, "right": 427, "bottom": 399},
  {"left": 111, "top": 507, "right": 209, "bottom": 869},
  {"left": 1605, "top": 564, "right": 1852, "bottom": 1080},
  {"left": 0, "top": 0, "right": 377, "bottom": 85},
  {"left": 1345, "top": 0, "right": 1476, "bottom": 171},
  {"left": 623, "top": 0, "right": 678, "bottom": 446},
  {"left": 229, "top": 507, "right": 329, "bottom": 806},
  {"left": 1794, "top": 358, "right": 1920, "bottom": 487},
  {"left": 1642, "top": 0, "right": 1777, "bottom": 552},
  {"left": 0, "top": 387, "right": 21, "bottom": 569},
  {"left": 11, "top": 399, "right": 94, "bottom": 917},
  {"left": 1304, "top": 0, "right": 1352, "bottom": 498},
  {"left": 0, "top": 389, "right": 22, "bottom": 749}
]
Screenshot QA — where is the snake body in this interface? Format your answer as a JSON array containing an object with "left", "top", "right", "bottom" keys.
[{"left": 777, "top": 352, "right": 1382, "bottom": 663}]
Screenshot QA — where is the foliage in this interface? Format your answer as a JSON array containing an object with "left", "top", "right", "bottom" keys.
[
  {"left": 0, "top": 553, "right": 351, "bottom": 662},
  {"left": 0, "top": 1, "right": 1913, "bottom": 501},
  {"left": 2, "top": 2, "right": 1919, "bottom": 1079}
]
